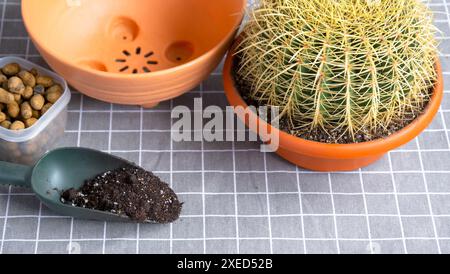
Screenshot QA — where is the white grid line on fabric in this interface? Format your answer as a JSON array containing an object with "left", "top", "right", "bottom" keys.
[
  {"left": 415, "top": 138, "right": 442, "bottom": 253},
  {"left": 136, "top": 105, "right": 144, "bottom": 254},
  {"left": 169, "top": 99, "right": 174, "bottom": 254},
  {"left": 66, "top": 56, "right": 85, "bottom": 256},
  {"left": 328, "top": 173, "right": 341, "bottom": 253},
  {"left": 0, "top": 166, "right": 443, "bottom": 175},
  {"left": 0, "top": 0, "right": 11, "bottom": 254},
  {"left": 358, "top": 168, "right": 374, "bottom": 254},
  {"left": 263, "top": 152, "right": 274, "bottom": 254},
  {"left": 33, "top": 198, "right": 42, "bottom": 254},
  {"left": 200, "top": 83, "right": 207, "bottom": 254},
  {"left": 48, "top": 146, "right": 450, "bottom": 154},
  {"left": 388, "top": 151, "right": 408, "bottom": 253},
  {"left": 441, "top": 0, "right": 450, "bottom": 162},
  {"left": 26, "top": 31, "right": 46, "bottom": 255},
  {"left": 296, "top": 166, "right": 307, "bottom": 254},
  {"left": 3, "top": 213, "right": 450, "bottom": 219},
  {"left": 232, "top": 135, "right": 240, "bottom": 253},
  {"left": 3, "top": 236, "right": 450, "bottom": 242},
  {"left": 3, "top": 191, "right": 450, "bottom": 196},
  {"left": 102, "top": 103, "right": 114, "bottom": 254},
  {"left": 66, "top": 109, "right": 450, "bottom": 114}
]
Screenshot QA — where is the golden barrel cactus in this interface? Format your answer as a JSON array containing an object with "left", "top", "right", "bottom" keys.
[{"left": 236, "top": 0, "right": 438, "bottom": 142}]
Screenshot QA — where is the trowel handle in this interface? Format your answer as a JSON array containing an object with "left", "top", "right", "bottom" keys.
[{"left": 0, "top": 161, "right": 32, "bottom": 188}]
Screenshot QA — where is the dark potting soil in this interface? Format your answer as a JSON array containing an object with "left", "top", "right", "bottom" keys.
[
  {"left": 61, "top": 165, "right": 182, "bottom": 224},
  {"left": 232, "top": 55, "right": 432, "bottom": 144}
]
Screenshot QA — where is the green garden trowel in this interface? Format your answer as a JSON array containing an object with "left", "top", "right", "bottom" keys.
[{"left": 0, "top": 147, "right": 152, "bottom": 223}]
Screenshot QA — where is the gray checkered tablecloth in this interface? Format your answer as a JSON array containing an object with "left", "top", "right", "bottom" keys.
[{"left": 1, "top": 0, "right": 450, "bottom": 254}]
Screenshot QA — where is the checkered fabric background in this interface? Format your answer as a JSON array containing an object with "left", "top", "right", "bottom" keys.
[{"left": 1, "top": 0, "right": 450, "bottom": 254}]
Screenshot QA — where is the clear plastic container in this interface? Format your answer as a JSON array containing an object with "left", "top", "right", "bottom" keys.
[{"left": 0, "top": 57, "right": 71, "bottom": 165}]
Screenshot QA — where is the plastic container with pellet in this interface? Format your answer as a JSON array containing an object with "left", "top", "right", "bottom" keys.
[{"left": 0, "top": 57, "right": 71, "bottom": 165}]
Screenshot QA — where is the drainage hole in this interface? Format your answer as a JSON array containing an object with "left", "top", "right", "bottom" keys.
[
  {"left": 143, "top": 66, "right": 151, "bottom": 73},
  {"left": 109, "top": 17, "right": 140, "bottom": 42},
  {"left": 166, "top": 41, "right": 194, "bottom": 63},
  {"left": 122, "top": 50, "right": 131, "bottom": 56},
  {"left": 79, "top": 60, "right": 108, "bottom": 72},
  {"left": 119, "top": 66, "right": 129, "bottom": 72},
  {"left": 147, "top": 60, "right": 158, "bottom": 65},
  {"left": 132, "top": 69, "right": 138, "bottom": 74},
  {"left": 136, "top": 47, "right": 141, "bottom": 55}
]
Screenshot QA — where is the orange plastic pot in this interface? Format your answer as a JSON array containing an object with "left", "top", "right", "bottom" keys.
[
  {"left": 22, "top": 0, "right": 246, "bottom": 108},
  {"left": 223, "top": 39, "right": 444, "bottom": 171}
]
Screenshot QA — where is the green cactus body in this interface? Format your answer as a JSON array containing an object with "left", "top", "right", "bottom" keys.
[{"left": 236, "top": 0, "right": 438, "bottom": 143}]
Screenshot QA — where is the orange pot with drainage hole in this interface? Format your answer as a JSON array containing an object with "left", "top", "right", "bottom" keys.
[
  {"left": 223, "top": 40, "right": 444, "bottom": 172},
  {"left": 22, "top": 0, "right": 246, "bottom": 108}
]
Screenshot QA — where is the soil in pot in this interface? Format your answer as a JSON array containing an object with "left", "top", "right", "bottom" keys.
[
  {"left": 61, "top": 165, "right": 182, "bottom": 223},
  {"left": 232, "top": 55, "right": 434, "bottom": 144}
]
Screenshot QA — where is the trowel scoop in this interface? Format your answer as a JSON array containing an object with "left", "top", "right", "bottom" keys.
[{"left": 0, "top": 147, "right": 156, "bottom": 223}]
